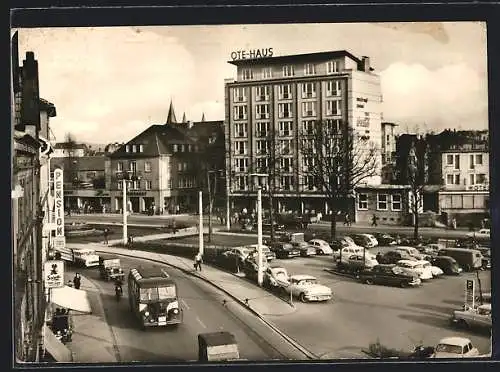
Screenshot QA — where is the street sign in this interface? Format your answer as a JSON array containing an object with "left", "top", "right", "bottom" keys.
[
  {"left": 465, "top": 279, "right": 475, "bottom": 308},
  {"left": 53, "top": 236, "right": 66, "bottom": 250},
  {"left": 44, "top": 260, "right": 65, "bottom": 288}
]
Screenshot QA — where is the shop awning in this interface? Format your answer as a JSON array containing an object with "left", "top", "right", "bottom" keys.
[
  {"left": 43, "top": 325, "right": 73, "bottom": 362},
  {"left": 51, "top": 286, "right": 92, "bottom": 314}
]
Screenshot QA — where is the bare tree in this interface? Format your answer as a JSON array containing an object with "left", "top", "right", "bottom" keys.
[
  {"left": 300, "top": 121, "right": 379, "bottom": 240},
  {"left": 407, "top": 138, "right": 428, "bottom": 239}
]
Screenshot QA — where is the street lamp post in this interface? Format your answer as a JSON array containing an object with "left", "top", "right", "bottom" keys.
[
  {"left": 250, "top": 173, "right": 267, "bottom": 287},
  {"left": 198, "top": 190, "right": 204, "bottom": 256},
  {"left": 120, "top": 170, "right": 141, "bottom": 245}
]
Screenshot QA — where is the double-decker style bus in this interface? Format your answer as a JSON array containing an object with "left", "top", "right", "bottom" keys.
[{"left": 127, "top": 267, "right": 183, "bottom": 329}]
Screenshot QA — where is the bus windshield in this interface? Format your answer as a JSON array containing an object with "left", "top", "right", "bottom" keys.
[{"left": 140, "top": 285, "right": 177, "bottom": 301}]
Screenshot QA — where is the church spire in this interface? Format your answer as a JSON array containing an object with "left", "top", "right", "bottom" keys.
[
  {"left": 201, "top": 112, "right": 206, "bottom": 122},
  {"left": 166, "top": 100, "right": 177, "bottom": 124},
  {"left": 182, "top": 112, "right": 186, "bottom": 123}
]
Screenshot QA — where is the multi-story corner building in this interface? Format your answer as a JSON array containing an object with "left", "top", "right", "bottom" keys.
[
  {"left": 224, "top": 50, "right": 383, "bottom": 215},
  {"left": 106, "top": 103, "right": 224, "bottom": 214},
  {"left": 438, "top": 142, "right": 489, "bottom": 224}
]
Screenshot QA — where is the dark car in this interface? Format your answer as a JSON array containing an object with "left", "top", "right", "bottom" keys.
[
  {"left": 359, "top": 264, "right": 421, "bottom": 288},
  {"left": 269, "top": 242, "right": 301, "bottom": 259},
  {"left": 330, "top": 238, "right": 351, "bottom": 250},
  {"left": 373, "top": 233, "right": 397, "bottom": 246},
  {"left": 262, "top": 221, "right": 286, "bottom": 232},
  {"left": 377, "top": 250, "right": 417, "bottom": 264},
  {"left": 429, "top": 256, "right": 462, "bottom": 275}
]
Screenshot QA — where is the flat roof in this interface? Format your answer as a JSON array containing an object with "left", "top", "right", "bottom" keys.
[{"left": 228, "top": 50, "right": 361, "bottom": 66}]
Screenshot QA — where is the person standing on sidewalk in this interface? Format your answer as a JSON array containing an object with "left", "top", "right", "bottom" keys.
[
  {"left": 73, "top": 273, "right": 81, "bottom": 290},
  {"left": 194, "top": 252, "right": 203, "bottom": 271},
  {"left": 103, "top": 228, "right": 109, "bottom": 245}
]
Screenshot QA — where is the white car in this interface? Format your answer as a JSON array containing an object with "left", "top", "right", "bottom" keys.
[
  {"left": 467, "top": 228, "right": 490, "bottom": 240},
  {"left": 309, "top": 239, "right": 334, "bottom": 255},
  {"left": 263, "top": 266, "right": 289, "bottom": 289},
  {"left": 396, "top": 259, "right": 433, "bottom": 280},
  {"left": 433, "top": 337, "right": 480, "bottom": 358},
  {"left": 362, "top": 233, "right": 379, "bottom": 247},
  {"left": 335, "top": 246, "right": 376, "bottom": 263},
  {"left": 284, "top": 275, "right": 332, "bottom": 302},
  {"left": 418, "top": 260, "right": 444, "bottom": 277},
  {"left": 421, "top": 243, "right": 443, "bottom": 256},
  {"left": 72, "top": 248, "right": 100, "bottom": 267},
  {"left": 395, "top": 246, "right": 427, "bottom": 260},
  {"left": 451, "top": 303, "right": 492, "bottom": 330}
]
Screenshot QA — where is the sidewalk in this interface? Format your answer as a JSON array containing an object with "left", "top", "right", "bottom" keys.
[
  {"left": 106, "top": 226, "right": 221, "bottom": 246},
  {"left": 64, "top": 270, "right": 118, "bottom": 363}
]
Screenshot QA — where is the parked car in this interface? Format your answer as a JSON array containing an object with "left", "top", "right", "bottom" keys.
[
  {"left": 293, "top": 241, "right": 317, "bottom": 257},
  {"left": 418, "top": 260, "right": 444, "bottom": 277},
  {"left": 350, "top": 234, "right": 378, "bottom": 248},
  {"left": 309, "top": 239, "right": 334, "bottom": 255},
  {"left": 455, "top": 237, "right": 481, "bottom": 249},
  {"left": 395, "top": 246, "right": 428, "bottom": 260},
  {"left": 432, "top": 337, "right": 480, "bottom": 358},
  {"left": 269, "top": 242, "right": 301, "bottom": 259},
  {"left": 337, "top": 254, "right": 379, "bottom": 274},
  {"left": 450, "top": 303, "right": 492, "bottom": 330},
  {"left": 262, "top": 221, "right": 286, "bottom": 232},
  {"left": 263, "top": 265, "right": 289, "bottom": 289},
  {"left": 244, "top": 244, "right": 276, "bottom": 261},
  {"left": 376, "top": 250, "right": 417, "bottom": 265},
  {"left": 283, "top": 275, "right": 332, "bottom": 302},
  {"left": 430, "top": 256, "right": 462, "bottom": 275},
  {"left": 396, "top": 260, "right": 434, "bottom": 281},
  {"left": 419, "top": 243, "right": 443, "bottom": 256},
  {"left": 335, "top": 246, "right": 376, "bottom": 263},
  {"left": 373, "top": 233, "right": 397, "bottom": 246},
  {"left": 72, "top": 248, "right": 100, "bottom": 267},
  {"left": 224, "top": 247, "right": 254, "bottom": 263},
  {"left": 466, "top": 228, "right": 490, "bottom": 240},
  {"left": 242, "top": 257, "right": 269, "bottom": 281},
  {"left": 98, "top": 255, "right": 125, "bottom": 281},
  {"left": 359, "top": 264, "right": 421, "bottom": 288},
  {"left": 438, "top": 248, "right": 483, "bottom": 271}
]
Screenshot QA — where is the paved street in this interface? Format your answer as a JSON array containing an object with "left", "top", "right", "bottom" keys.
[{"left": 75, "top": 256, "right": 302, "bottom": 362}]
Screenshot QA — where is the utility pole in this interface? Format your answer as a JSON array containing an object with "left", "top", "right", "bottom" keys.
[
  {"left": 257, "top": 186, "right": 263, "bottom": 286},
  {"left": 122, "top": 178, "right": 127, "bottom": 245},
  {"left": 198, "top": 190, "right": 204, "bottom": 256},
  {"left": 207, "top": 171, "right": 213, "bottom": 243}
]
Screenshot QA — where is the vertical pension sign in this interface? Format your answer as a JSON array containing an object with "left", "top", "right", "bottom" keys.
[{"left": 53, "top": 168, "right": 66, "bottom": 249}]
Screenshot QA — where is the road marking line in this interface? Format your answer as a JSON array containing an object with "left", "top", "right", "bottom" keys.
[
  {"left": 195, "top": 316, "right": 207, "bottom": 328},
  {"left": 180, "top": 298, "right": 190, "bottom": 310}
]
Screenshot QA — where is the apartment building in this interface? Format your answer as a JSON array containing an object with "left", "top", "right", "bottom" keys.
[{"left": 224, "top": 50, "right": 383, "bottom": 215}]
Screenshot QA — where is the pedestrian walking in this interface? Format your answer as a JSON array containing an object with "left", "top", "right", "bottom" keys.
[
  {"left": 194, "top": 252, "right": 203, "bottom": 271},
  {"left": 344, "top": 213, "right": 351, "bottom": 226},
  {"left": 73, "top": 273, "right": 81, "bottom": 290},
  {"left": 371, "top": 214, "right": 378, "bottom": 227},
  {"left": 103, "top": 228, "right": 109, "bottom": 245}
]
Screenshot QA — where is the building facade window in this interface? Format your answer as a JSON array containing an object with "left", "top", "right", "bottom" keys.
[
  {"left": 255, "top": 122, "right": 269, "bottom": 137},
  {"left": 326, "top": 81, "right": 341, "bottom": 97},
  {"left": 377, "top": 194, "right": 388, "bottom": 210},
  {"left": 280, "top": 176, "right": 294, "bottom": 190},
  {"left": 358, "top": 193, "right": 368, "bottom": 210},
  {"left": 283, "top": 65, "right": 295, "bottom": 77},
  {"left": 454, "top": 155, "right": 460, "bottom": 170},
  {"left": 262, "top": 67, "right": 272, "bottom": 79},
  {"left": 476, "top": 154, "right": 483, "bottom": 165},
  {"left": 118, "top": 181, "right": 122, "bottom": 190},
  {"left": 237, "top": 175, "right": 247, "bottom": 190},
  {"left": 173, "top": 144, "right": 178, "bottom": 152},
  {"left": 278, "top": 103, "right": 292, "bottom": 118},
  {"left": 304, "top": 175, "right": 317, "bottom": 191},
  {"left": 279, "top": 121, "right": 293, "bottom": 137},
  {"left": 280, "top": 157, "right": 293, "bottom": 172},
  {"left": 256, "top": 86, "right": 270, "bottom": 101},
  {"left": 304, "top": 63, "right": 316, "bottom": 76},
  {"left": 278, "top": 84, "right": 292, "bottom": 100},
  {"left": 233, "top": 105, "right": 247, "bottom": 120},
  {"left": 301, "top": 83, "right": 317, "bottom": 99},
  {"left": 326, "top": 100, "right": 341, "bottom": 116},
  {"left": 256, "top": 140, "right": 268, "bottom": 155},
  {"left": 469, "top": 154, "right": 475, "bottom": 169},
  {"left": 391, "top": 193, "right": 402, "bottom": 211},
  {"left": 233, "top": 87, "right": 246, "bottom": 102},
  {"left": 256, "top": 104, "right": 270, "bottom": 119},
  {"left": 234, "top": 141, "right": 248, "bottom": 155},
  {"left": 129, "top": 161, "right": 137, "bottom": 173},
  {"left": 144, "top": 162, "right": 151, "bottom": 172},
  {"left": 446, "top": 154, "right": 453, "bottom": 165},
  {"left": 476, "top": 173, "right": 487, "bottom": 184},
  {"left": 242, "top": 68, "right": 253, "bottom": 80},
  {"left": 234, "top": 158, "right": 249, "bottom": 173},
  {"left": 302, "top": 156, "right": 315, "bottom": 171},
  {"left": 279, "top": 139, "right": 293, "bottom": 155},
  {"left": 325, "top": 119, "right": 341, "bottom": 133},
  {"left": 139, "top": 144, "right": 144, "bottom": 152},
  {"left": 469, "top": 174, "right": 475, "bottom": 185},
  {"left": 256, "top": 157, "right": 268, "bottom": 171},
  {"left": 302, "top": 101, "right": 317, "bottom": 117},
  {"left": 327, "top": 60, "right": 339, "bottom": 74},
  {"left": 234, "top": 122, "right": 248, "bottom": 138},
  {"left": 145, "top": 180, "right": 152, "bottom": 190},
  {"left": 132, "top": 180, "right": 139, "bottom": 190},
  {"left": 302, "top": 120, "right": 316, "bottom": 135},
  {"left": 117, "top": 162, "right": 123, "bottom": 172}
]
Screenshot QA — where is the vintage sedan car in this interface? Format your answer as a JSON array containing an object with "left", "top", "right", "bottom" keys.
[
  {"left": 429, "top": 256, "right": 462, "bottom": 275},
  {"left": 451, "top": 303, "right": 492, "bottom": 330},
  {"left": 396, "top": 260, "right": 434, "bottom": 280},
  {"left": 350, "top": 234, "right": 378, "bottom": 248},
  {"left": 244, "top": 244, "right": 276, "bottom": 261},
  {"left": 269, "top": 242, "right": 301, "bottom": 259},
  {"left": 98, "top": 256, "right": 125, "bottom": 281},
  {"left": 309, "top": 239, "right": 334, "bottom": 255},
  {"left": 377, "top": 250, "right": 417, "bottom": 264},
  {"left": 373, "top": 233, "right": 398, "bottom": 246},
  {"left": 335, "top": 246, "right": 376, "bottom": 263},
  {"left": 337, "top": 254, "right": 379, "bottom": 273},
  {"left": 224, "top": 247, "right": 254, "bottom": 263},
  {"left": 433, "top": 337, "right": 480, "bottom": 358},
  {"left": 359, "top": 264, "right": 421, "bottom": 288},
  {"left": 418, "top": 260, "right": 444, "bottom": 277},
  {"left": 293, "top": 241, "right": 317, "bottom": 257},
  {"left": 263, "top": 265, "right": 289, "bottom": 289},
  {"left": 395, "top": 246, "right": 428, "bottom": 260},
  {"left": 284, "top": 275, "right": 332, "bottom": 302},
  {"left": 420, "top": 243, "right": 443, "bottom": 256},
  {"left": 72, "top": 248, "right": 100, "bottom": 267},
  {"left": 466, "top": 228, "right": 490, "bottom": 240}
]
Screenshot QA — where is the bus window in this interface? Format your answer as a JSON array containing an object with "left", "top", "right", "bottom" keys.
[
  {"left": 140, "top": 288, "right": 159, "bottom": 301},
  {"left": 158, "top": 285, "right": 176, "bottom": 300}
]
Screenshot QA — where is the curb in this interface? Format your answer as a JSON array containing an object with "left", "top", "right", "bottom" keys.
[{"left": 94, "top": 249, "right": 317, "bottom": 360}]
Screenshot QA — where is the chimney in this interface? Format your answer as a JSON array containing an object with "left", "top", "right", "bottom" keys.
[{"left": 361, "top": 56, "right": 370, "bottom": 72}]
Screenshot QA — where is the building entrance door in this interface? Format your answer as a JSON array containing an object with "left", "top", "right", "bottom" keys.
[{"left": 129, "top": 197, "right": 140, "bottom": 213}]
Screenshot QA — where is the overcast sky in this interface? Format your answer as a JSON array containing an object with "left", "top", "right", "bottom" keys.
[{"left": 15, "top": 22, "right": 487, "bottom": 144}]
